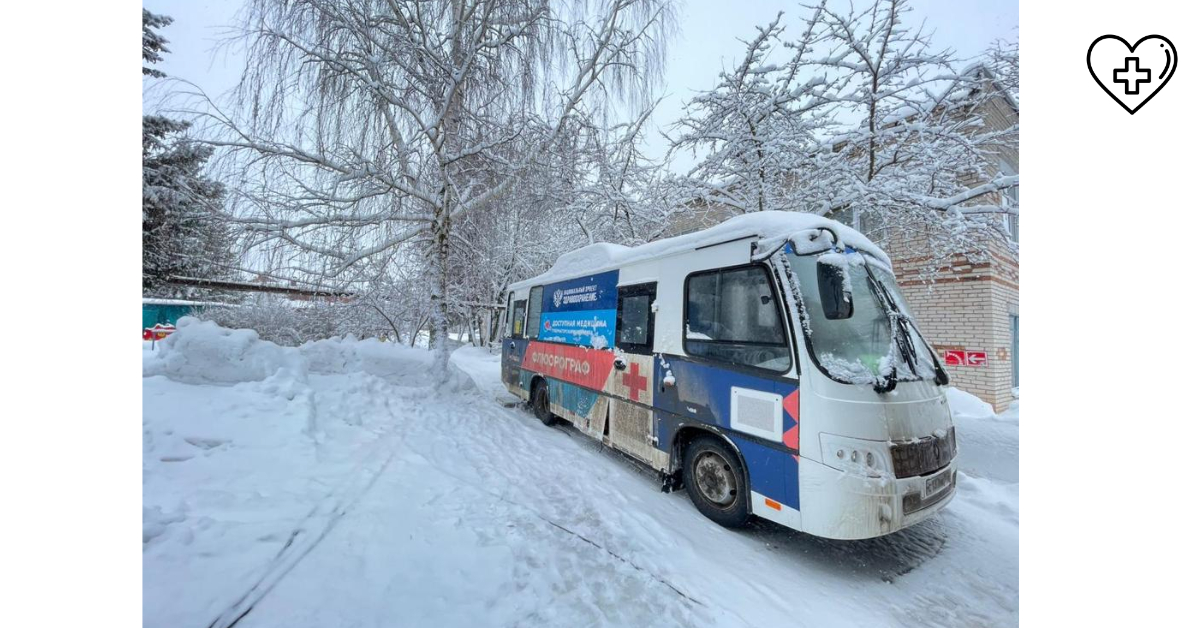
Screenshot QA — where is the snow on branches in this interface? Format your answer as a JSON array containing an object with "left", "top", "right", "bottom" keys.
[
  {"left": 193, "top": 0, "right": 677, "bottom": 368},
  {"left": 669, "top": 0, "right": 1019, "bottom": 272},
  {"left": 143, "top": 11, "right": 233, "bottom": 296}
]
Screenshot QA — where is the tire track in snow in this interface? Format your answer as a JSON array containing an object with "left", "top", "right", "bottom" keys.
[
  {"left": 204, "top": 402, "right": 406, "bottom": 628},
  {"left": 535, "top": 510, "right": 706, "bottom": 607}
]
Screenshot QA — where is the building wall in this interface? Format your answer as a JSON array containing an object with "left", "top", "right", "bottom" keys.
[
  {"left": 888, "top": 82, "right": 1019, "bottom": 412},
  {"left": 893, "top": 240, "right": 1018, "bottom": 412}
]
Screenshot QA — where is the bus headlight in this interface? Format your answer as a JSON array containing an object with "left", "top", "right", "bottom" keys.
[{"left": 819, "top": 433, "right": 893, "bottom": 478}]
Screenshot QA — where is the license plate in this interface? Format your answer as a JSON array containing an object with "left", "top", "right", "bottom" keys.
[{"left": 926, "top": 470, "right": 952, "bottom": 496}]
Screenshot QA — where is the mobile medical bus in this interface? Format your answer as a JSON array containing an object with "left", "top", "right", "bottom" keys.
[{"left": 500, "top": 212, "right": 956, "bottom": 540}]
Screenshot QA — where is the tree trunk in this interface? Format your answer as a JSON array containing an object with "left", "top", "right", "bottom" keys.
[{"left": 429, "top": 208, "right": 454, "bottom": 377}]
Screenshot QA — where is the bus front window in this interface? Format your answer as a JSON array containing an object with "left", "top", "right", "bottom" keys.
[{"left": 788, "top": 252, "right": 939, "bottom": 386}]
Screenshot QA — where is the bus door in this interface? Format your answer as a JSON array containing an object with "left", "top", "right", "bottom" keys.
[
  {"left": 502, "top": 292, "right": 526, "bottom": 391},
  {"left": 606, "top": 283, "right": 658, "bottom": 464}
]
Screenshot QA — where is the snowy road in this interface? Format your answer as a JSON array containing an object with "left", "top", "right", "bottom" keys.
[{"left": 143, "top": 321, "right": 1018, "bottom": 628}]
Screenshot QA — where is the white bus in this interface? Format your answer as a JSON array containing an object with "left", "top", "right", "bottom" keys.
[{"left": 500, "top": 212, "right": 956, "bottom": 540}]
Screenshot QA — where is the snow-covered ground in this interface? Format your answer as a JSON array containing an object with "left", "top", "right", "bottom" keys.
[{"left": 144, "top": 319, "right": 1018, "bottom": 628}]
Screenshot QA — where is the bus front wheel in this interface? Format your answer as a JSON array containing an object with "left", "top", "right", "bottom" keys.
[
  {"left": 683, "top": 435, "right": 750, "bottom": 528},
  {"left": 531, "top": 380, "right": 558, "bottom": 426}
]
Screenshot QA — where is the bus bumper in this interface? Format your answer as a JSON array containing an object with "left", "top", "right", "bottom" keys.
[{"left": 796, "top": 456, "right": 957, "bottom": 540}]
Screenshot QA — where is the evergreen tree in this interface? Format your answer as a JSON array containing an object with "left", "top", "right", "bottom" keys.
[
  {"left": 142, "top": 10, "right": 231, "bottom": 295},
  {"left": 142, "top": 9, "right": 172, "bottom": 78}
]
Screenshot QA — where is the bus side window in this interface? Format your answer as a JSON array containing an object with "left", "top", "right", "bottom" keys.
[
  {"left": 511, "top": 299, "right": 527, "bottom": 339},
  {"left": 684, "top": 266, "right": 791, "bottom": 372},
  {"left": 503, "top": 291, "right": 513, "bottom": 338},
  {"left": 526, "top": 287, "right": 544, "bottom": 340},
  {"left": 617, "top": 283, "right": 656, "bottom": 352}
]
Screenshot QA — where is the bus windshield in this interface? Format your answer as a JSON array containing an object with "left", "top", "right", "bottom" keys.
[{"left": 788, "top": 251, "right": 941, "bottom": 387}]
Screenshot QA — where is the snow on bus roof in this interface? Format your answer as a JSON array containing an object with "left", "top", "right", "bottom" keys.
[{"left": 510, "top": 211, "right": 889, "bottom": 290}]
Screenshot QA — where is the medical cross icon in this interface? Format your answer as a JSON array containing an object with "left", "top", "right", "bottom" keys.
[
  {"left": 1113, "top": 56, "right": 1151, "bottom": 95},
  {"left": 1088, "top": 35, "right": 1177, "bottom": 114},
  {"left": 622, "top": 362, "right": 648, "bottom": 402}
]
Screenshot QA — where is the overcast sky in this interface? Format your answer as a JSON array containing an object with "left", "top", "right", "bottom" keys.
[{"left": 146, "top": 0, "right": 1017, "bottom": 169}]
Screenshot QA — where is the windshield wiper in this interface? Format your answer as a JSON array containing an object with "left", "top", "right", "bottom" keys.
[{"left": 863, "top": 267, "right": 948, "bottom": 392}]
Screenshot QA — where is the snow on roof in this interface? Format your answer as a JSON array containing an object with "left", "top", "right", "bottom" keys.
[
  {"left": 869, "top": 64, "right": 1018, "bottom": 130},
  {"left": 142, "top": 298, "right": 235, "bottom": 307},
  {"left": 509, "top": 211, "right": 890, "bottom": 290}
]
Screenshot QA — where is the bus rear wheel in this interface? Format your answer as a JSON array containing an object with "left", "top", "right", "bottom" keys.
[
  {"left": 683, "top": 435, "right": 750, "bottom": 528},
  {"left": 531, "top": 380, "right": 558, "bottom": 426}
]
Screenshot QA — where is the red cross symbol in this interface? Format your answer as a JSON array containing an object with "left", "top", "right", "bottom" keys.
[
  {"left": 622, "top": 362, "right": 648, "bottom": 402},
  {"left": 1113, "top": 57, "right": 1151, "bottom": 95}
]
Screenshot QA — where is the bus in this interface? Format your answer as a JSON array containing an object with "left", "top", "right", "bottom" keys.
[{"left": 500, "top": 211, "right": 956, "bottom": 540}]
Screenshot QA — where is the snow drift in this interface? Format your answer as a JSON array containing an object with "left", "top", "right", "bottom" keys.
[
  {"left": 144, "top": 316, "right": 474, "bottom": 391},
  {"left": 945, "top": 387, "right": 1020, "bottom": 484}
]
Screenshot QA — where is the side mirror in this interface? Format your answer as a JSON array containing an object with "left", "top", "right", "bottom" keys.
[{"left": 817, "top": 260, "right": 853, "bottom": 320}]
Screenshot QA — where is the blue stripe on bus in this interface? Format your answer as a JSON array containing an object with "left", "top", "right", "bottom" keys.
[
  {"left": 654, "top": 356, "right": 800, "bottom": 510},
  {"left": 728, "top": 435, "right": 800, "bottom": 510}
]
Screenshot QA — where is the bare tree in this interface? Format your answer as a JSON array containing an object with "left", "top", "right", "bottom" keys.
[{"left": 196, "top": 0, "right": 675, "bottom": 373}]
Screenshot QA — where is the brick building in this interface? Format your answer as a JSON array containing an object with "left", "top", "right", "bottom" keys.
[
  {"left": 891, "top": 236, "right": 1018, "bottom": 411},
  {"left": 888, "top": 68, "right": 1019, "bottom": 411},
  {"left": 664, "top": 66, "right": 1018, "bottom": 411}
]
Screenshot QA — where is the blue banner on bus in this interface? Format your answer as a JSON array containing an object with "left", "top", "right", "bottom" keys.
[{"left": 539, "top": 270, "right": 619, "bottom": 348}]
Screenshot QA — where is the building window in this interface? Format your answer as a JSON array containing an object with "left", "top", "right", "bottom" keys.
[
  {"left": 684, "top": 265, "right": 791, "bottom": 372},
  {"left": 827, "top": 206, "right": 855, "bottom": 229},
  {"left": 1000, "top": 161, "right": 1019, "bottom": 243},
  {"left": 858, "top": 209, "right": 888, "bottom": 241},
  {"left": 1011, "top": 314, "right": 1019, "bottom": 388}
]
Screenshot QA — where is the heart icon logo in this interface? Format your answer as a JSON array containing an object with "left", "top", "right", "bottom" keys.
[{"left": 1088, "top": 35, "right": 1177, "bottom": 114}]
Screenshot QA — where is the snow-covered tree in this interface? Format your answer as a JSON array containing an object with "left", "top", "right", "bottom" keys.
[
  {"left": 559, "top": 106, "right": 682, "bottom": 244},
  {"left": 199, "top": 0, "right": 676, "bottom": 373},
  {"left": 986, "top": 35, "right": 1019, "bottom": 99},
  {"left": 143, "top": 9, "right": 172, "bottom": 78},
  {"left": 798, "top": 0, "right": 1018, "bottom": 262},
  {"left": 143, "top": 10, "right": 232, "bottom": 295},
  {"left": 668, "top": 11, "right": 835, "bottom": 215},
  {"left": 670, "top": 0, "right": 1018, "bottom": 271}
]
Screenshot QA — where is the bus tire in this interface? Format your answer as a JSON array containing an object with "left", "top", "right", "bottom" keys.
[
  {"left": 531, "top": 380, "right": 558, "bottom": 426},
  {"left": 683, "top": 435, "right": 750, "bottom": 528}
]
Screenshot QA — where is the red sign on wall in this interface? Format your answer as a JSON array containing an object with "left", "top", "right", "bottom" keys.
[{"left": 943, "top": 349, "right": 988, "bottom": 367}]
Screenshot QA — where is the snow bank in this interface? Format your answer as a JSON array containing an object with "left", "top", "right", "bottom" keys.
[
  {"left": 142, "top": 318, "right": 304, "bottom": 385},
  {"left": 144, "top": 317, "right": 473, "bottom": 391},
  {"left": 947, "top": 387, "right": 1019, "bottom": 483},
  {"left": 945, "top": 386, "right": 1002, "bottom": 420}
]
